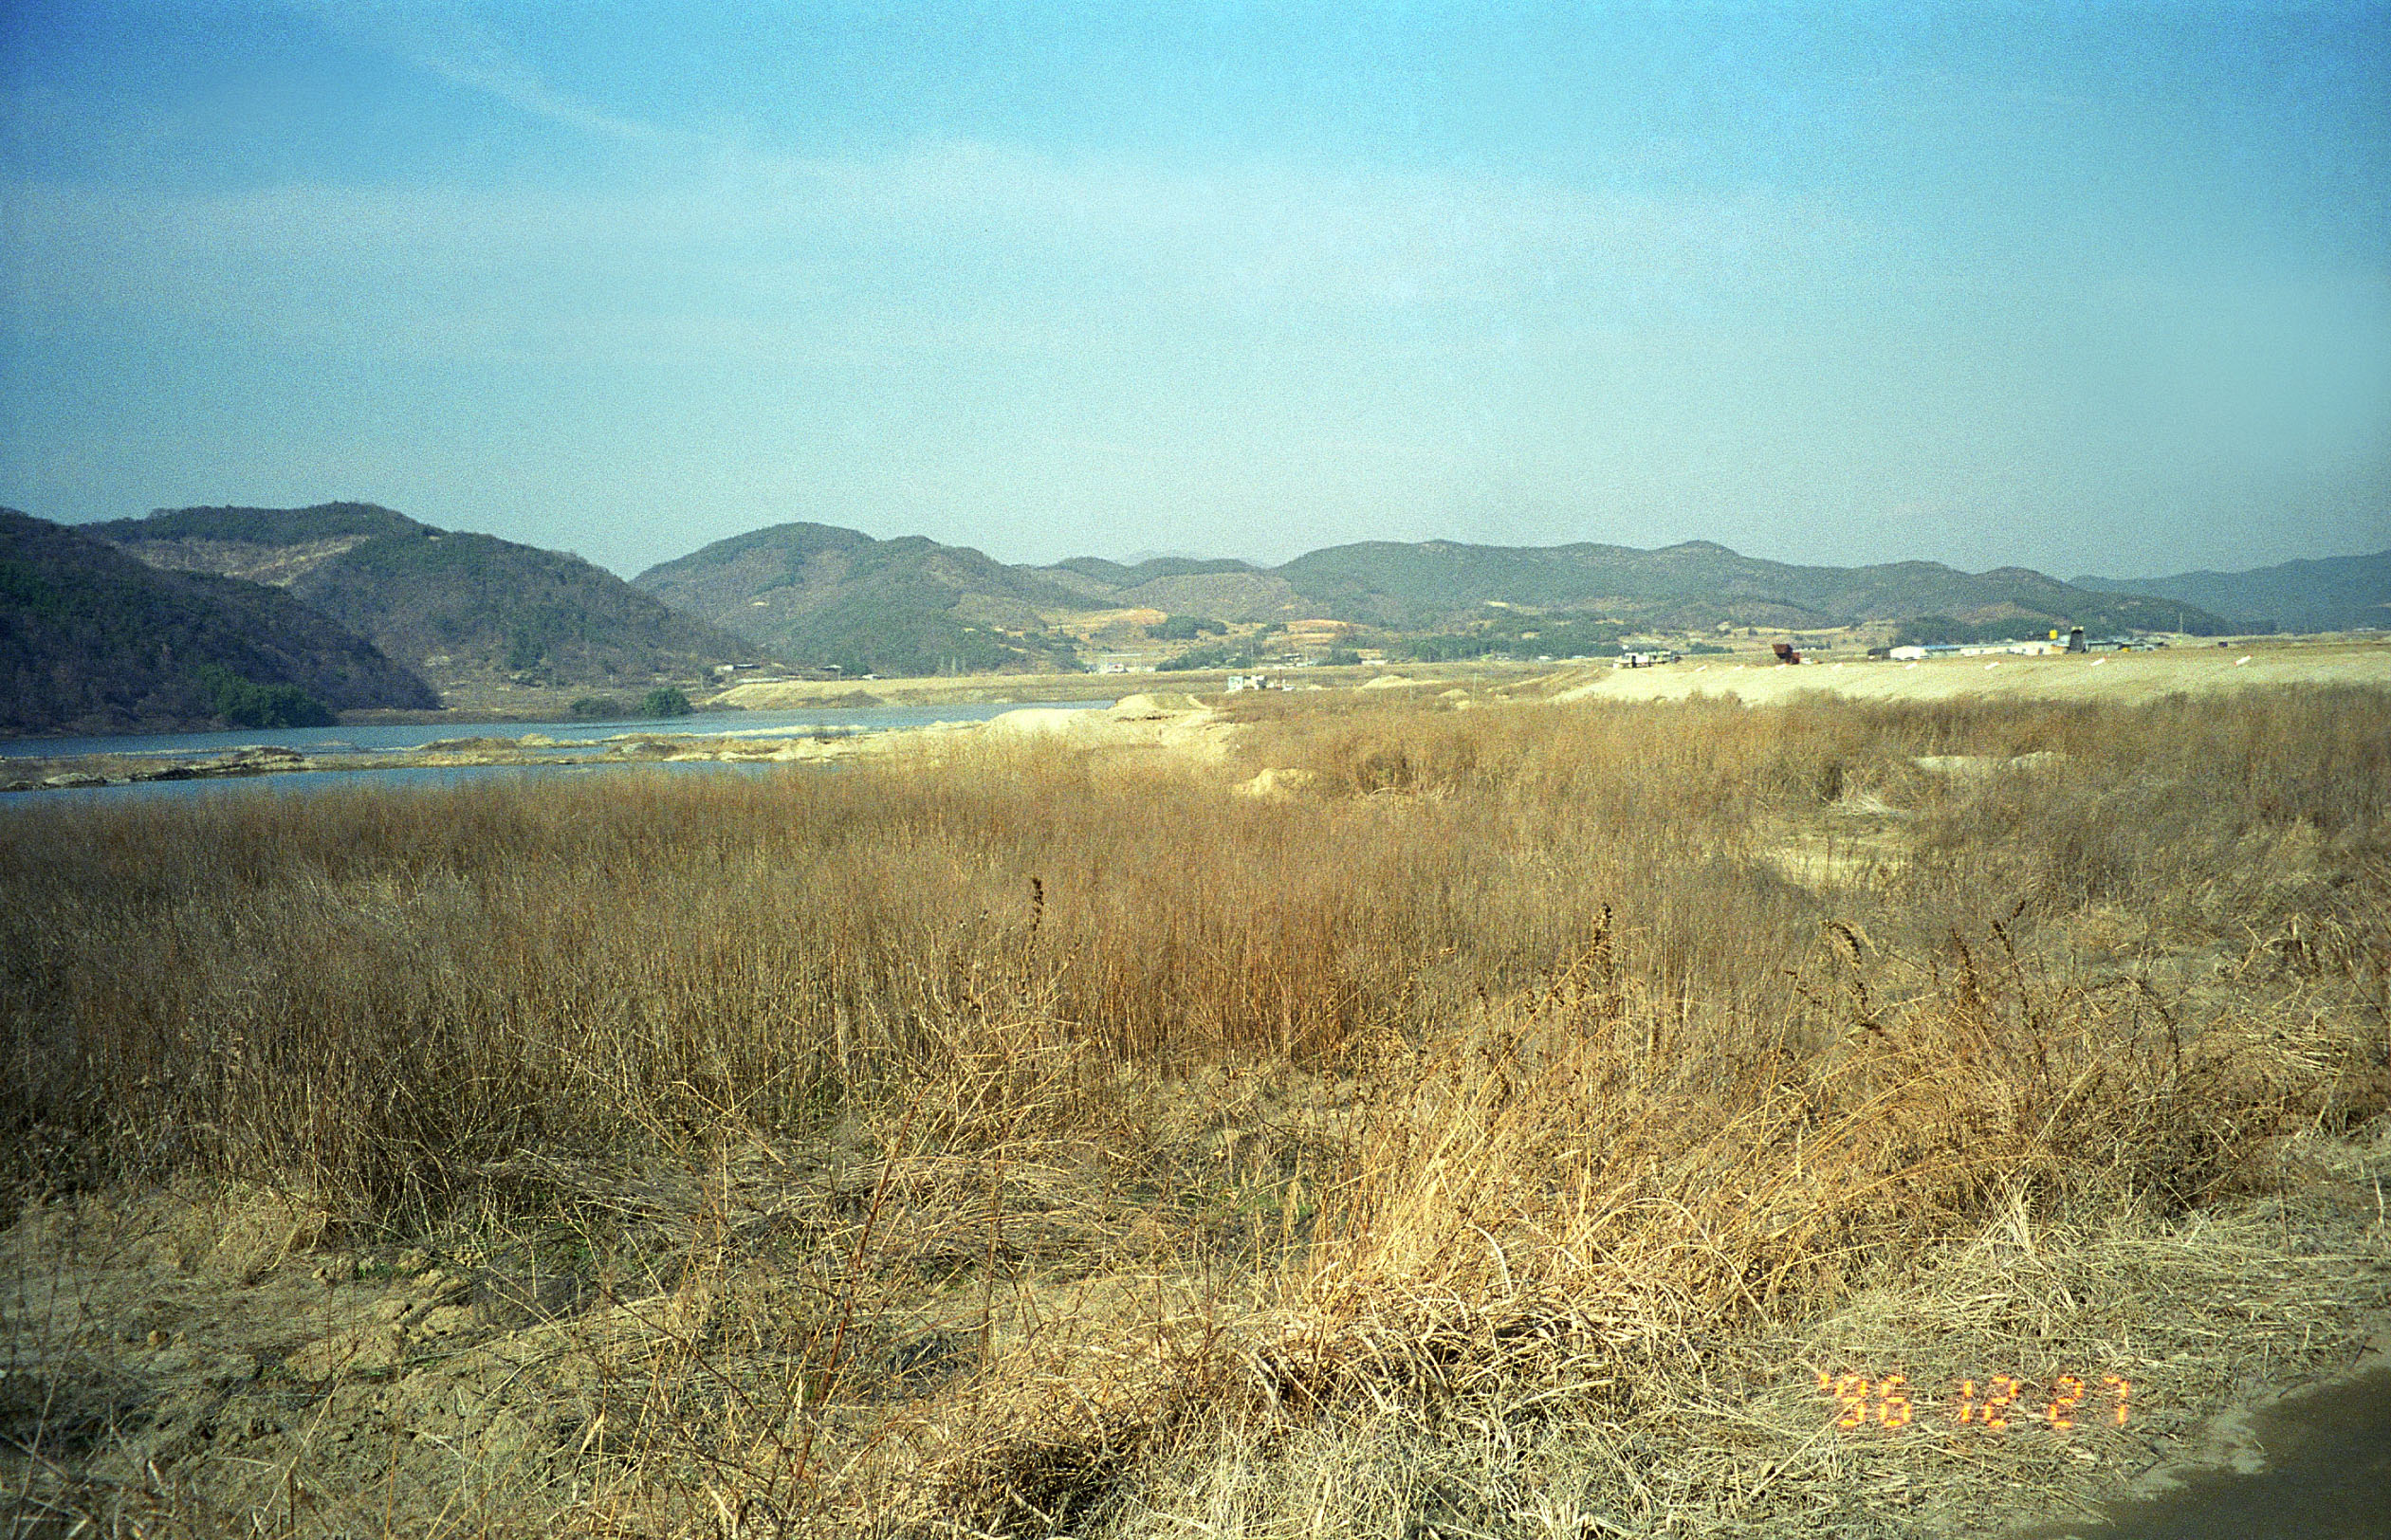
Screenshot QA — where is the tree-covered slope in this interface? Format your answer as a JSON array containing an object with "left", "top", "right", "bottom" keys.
[
  {"left": 1035, "top": 556, "right": 1302, "bottom": 623},
  {"left": 2073, "top": 549, "right": 2391, "bottom": 633},
  {"left": 92, "top": 504, "right": 763, "bottom": 690},
  {"left": 1, "top": 510, "right": 438, "bottom": 735},
  {"left": 635, "top": 522, "right": 1095, "bottom": 675}
]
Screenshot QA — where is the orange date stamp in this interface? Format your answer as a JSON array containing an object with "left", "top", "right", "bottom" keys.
[{"left": 1816, "top": 1371, "right": 2130, "bottom": 1431}]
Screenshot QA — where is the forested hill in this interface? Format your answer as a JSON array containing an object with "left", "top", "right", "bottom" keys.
[
  {"left": 2073, "top": 549, "right": 2391, "bottom": 633},
  {"left": 1036, "top": 555, "right": 1298, "bottom": 623},
  {"left": 634, "top": 522, "right": 1098, "bottom": 675},
  {"left": 1, "top": 510, "right": 438, "bottom": 735},
  {"left": 91, "top": 504, "right": 764, "bottom": 692}
]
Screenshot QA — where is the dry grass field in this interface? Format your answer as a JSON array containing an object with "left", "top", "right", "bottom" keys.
[{"left": 4, "top": 680, "right": 2388, "bottom": 1537}]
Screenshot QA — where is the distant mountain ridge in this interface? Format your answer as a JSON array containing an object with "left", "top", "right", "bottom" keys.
[
  {"left": 2072, "top": 549, "right": 2390, "bottom": 633},
  {"left": 1034, "top": 558, "right": 1299, "bottom": 624},
  {"left": 2, "top": 510, "right": 438, "bottom": 735},
  {"left": 1050, "top": 556, "right": 1261, "bottom": 584},
  {"left": 1267, "top": 538, "right": 2216, "bottom": 633},
  {"left": 91, "top": 504, "right": 764, "bottom": 692},
  {"left": 634, "top": 522, "right": 2234, "bottom": 672},
  {"left": 42, "top": 498, "right": 2299, "bottom": 698}
]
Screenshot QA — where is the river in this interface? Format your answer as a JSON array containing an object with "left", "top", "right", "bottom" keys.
[
  {"left": 0, "top": 701, "right": 1112, "bottom": 761},
  {"left": 0, "top": 700, "right": 1112, "bottom": 804}
]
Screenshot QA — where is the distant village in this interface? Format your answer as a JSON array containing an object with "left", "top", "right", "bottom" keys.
[{"left": 706, "top": 615, "right": 2183, "bottom": 690}]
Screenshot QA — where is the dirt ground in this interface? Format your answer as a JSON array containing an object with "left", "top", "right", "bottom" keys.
[{"left": 7, "top": 1121, "right": 2387, "bottom": 1539}]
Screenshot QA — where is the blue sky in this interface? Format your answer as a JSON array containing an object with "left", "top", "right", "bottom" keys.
[{"left": 3, "top": 2, "right": 2385, "bottom": 578}]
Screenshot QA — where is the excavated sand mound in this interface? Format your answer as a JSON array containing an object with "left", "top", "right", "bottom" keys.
[{"left": 1106, "top": 691, "right": 1203, "bottom": 718}]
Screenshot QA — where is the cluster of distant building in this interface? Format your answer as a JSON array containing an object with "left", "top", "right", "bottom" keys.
[
  {"left": 712, "top": 617, "right": 2198, "bottom": 686},
  {"left": 1879, "top": 627, "right": 2151, "bottom": 662}
]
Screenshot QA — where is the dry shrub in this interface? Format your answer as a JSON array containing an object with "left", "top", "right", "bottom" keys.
[{"left": 901, "top": 905, "right": 2386, "bottom": 1534}]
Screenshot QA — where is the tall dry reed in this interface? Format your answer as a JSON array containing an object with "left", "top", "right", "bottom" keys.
[
  {"left": 2, "top": 687, "right": 2384, "bottom": 1535},
  {"left": 5, "top": 688, "right": 2382, "bottom": 1220}
]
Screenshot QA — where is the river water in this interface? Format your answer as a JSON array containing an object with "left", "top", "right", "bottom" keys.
[
  {"left": 1, "top": 701, "right": 1111, "bottom": 761},
  {"left": 0, "top": 700, "right": 1111, "bottom": 804}
]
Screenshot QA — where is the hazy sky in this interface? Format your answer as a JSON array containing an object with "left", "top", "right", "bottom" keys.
[{"left": 4, "top": 3, "right": 2387, "bottom": 578}]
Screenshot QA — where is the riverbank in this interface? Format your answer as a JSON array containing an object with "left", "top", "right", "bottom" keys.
[
  {"left": 0, "top": 696, "right": 1232, "bottom": 796},
  {"left": 18, "top": 634, "right": 2385, "bottom": 798}
]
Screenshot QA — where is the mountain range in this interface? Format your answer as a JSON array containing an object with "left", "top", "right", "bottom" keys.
[
  {"left": 1260, "top": 539, "right": 2212, "bottom": 633},
  {"left": 633, "top": 522, "right": 2235, "bottom": 670},
  {"left": 13, "top": 500, "right": 2375, "bottom": 732}
]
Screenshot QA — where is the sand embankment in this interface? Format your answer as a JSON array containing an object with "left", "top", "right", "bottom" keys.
[{"left": 973, "top": 692, "right": 1233, "bottom": 761}]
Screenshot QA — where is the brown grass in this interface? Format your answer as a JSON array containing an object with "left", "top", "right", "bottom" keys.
[{"left": 3, "top": 685, "right": 2387, "bottom": 1535}]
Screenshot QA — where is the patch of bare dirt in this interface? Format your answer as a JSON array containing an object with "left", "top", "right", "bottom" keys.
[{"left": 1, "top": 1187, "right": 602, "bottom": 1535}]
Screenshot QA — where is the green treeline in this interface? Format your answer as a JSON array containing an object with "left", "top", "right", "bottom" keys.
[
  {"left": 193, "top": 665, "right": 336, "bottom": 729},
  {"left": 569, "top": 687, "right": 695, "bottom": 721},
  {"left": 1402, "top": 616, "right": 1628, "bottom": 662}
]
